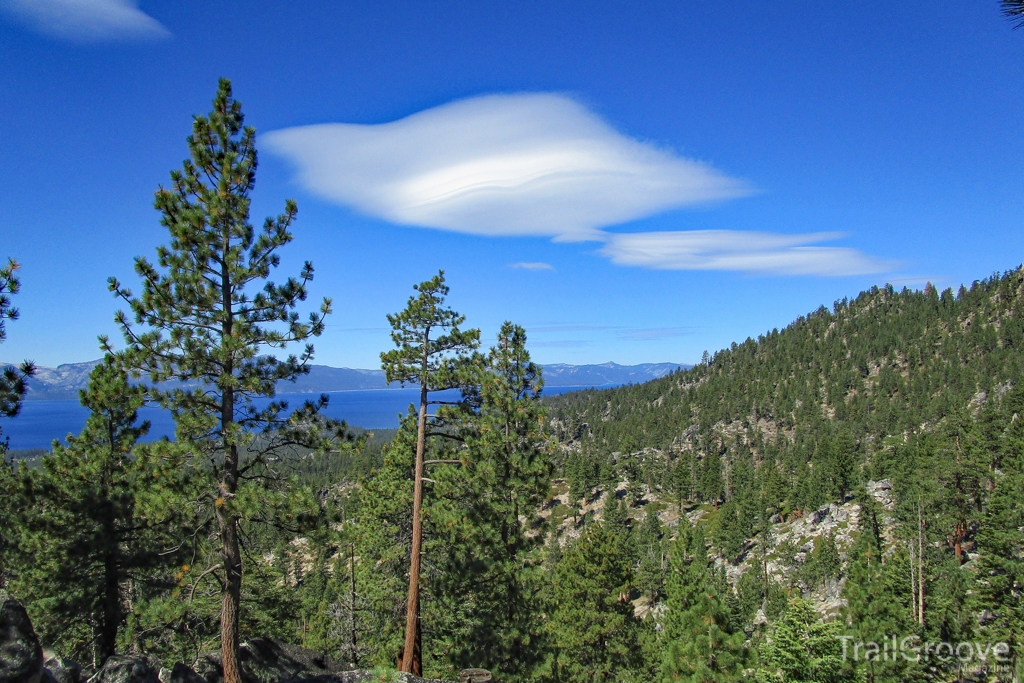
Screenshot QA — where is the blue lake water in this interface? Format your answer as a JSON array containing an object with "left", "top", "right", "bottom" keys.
[{"left": 2, "top": 385, "right": 599, "bottom": 451}]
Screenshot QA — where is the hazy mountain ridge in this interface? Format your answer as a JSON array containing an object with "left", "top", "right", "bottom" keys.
[{"left": 4, "top": 360, "right": 689, "bottom": 401}]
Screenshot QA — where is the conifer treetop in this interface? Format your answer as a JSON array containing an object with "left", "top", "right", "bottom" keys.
[{"left": 381, "top": 270, "right": 481, "bottom": 393}]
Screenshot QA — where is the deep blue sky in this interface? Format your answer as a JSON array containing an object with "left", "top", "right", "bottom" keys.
[{"left": 1, "top": 1, "right": 1022, "bottom": 369}]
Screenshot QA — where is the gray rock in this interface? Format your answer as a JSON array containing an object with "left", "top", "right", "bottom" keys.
[
  {"left": 285, "top": 674, "right": 447, "bottom": 683},
  {"left": 196, "top": 640, "right": 352, "bottom": 683},
  {"left": 91, "top": 657, "right": 159, "bottom": 683},
  {"left": 159, "top": 664, "right": 205, "bottom": 683},
  {"left": 44, "top": 658, "right": 80, "bottom": 683},
  {"left": 0, "top": 599, "right": 43, "bottom": 683},
  {"left": 811, "top": 506, "right": 829, "bottom": 525}
]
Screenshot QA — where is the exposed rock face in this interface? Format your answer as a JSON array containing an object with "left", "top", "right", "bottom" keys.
[
  {"left": 0, "top": 600, "right": 43, "bottom": 683},
  {"left": 91, "top": 656, "right": 160, "bottom": 683}
]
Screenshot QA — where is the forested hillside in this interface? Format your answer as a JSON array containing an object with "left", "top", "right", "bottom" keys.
[
  {"left": 549, "top": 270, "right": 1024, "bottom": 510},
  {"left": 541, "top": 269, "right": 1024, "bottom": 682}
]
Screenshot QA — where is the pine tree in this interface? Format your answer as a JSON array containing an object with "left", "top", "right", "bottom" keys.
[
  {"left": 441, "top": 321, "right": 552, "bottom": 679},
  {"left": 756, "top": 598, "right": 850, "bottom": 683},
  {"left": 0, "top": 257, "right": 34, "bottom": 595},
  {"left": 379, "top": 270, "right": 480, "bottom": 675},
  {"left": 715, "top": 499, "right": 746, "bottom": 563},
  {"left": 0, "top": 258, "right": 35, "bottom": 451},
  {"left": 975, "top": 450, "right": 1024, "bottom": 679},
  {"left": 634, "top": 505, "right": 666, "bottom": 603},
  {"left": 108, "top": 79, "right": 336, "bottom": 683},
  {"left": 6, "top": 355, "right": 178, "bottom": 665},
  {"left": 349, "top": 414, "right": 419, "bottom": 668},
  {"left": 545, "top": 522, "right": 637, "bottom": 682},
  {"left": 840, "top": 495, "right": 915, "bottom": 683},
  {"left": 662, "top": 522, "right": 748, "bottom": 683}
]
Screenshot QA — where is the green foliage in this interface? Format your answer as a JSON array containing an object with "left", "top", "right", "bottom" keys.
[
  {"left": 756, "top": 598, "right": 850, "bottom": 683},
  {"left": 4, "top": 356, "right": 181, "bottom": 665},
  {"left": 0, "top": 258, "right": 35, "bottom": 450},
  {"left": 634, "top": 506, "right": 667, "bottom": 603},
  {"left": 840, "top": 500, "right": 916, "bottom": 683},
  {"left": 433, "top": 322, "right": 553, "bottom": 679},
  {"left": 975, "top": 454, "right": 1024, "bottom": 679},
  {"left": 107, "top": 79, "right": 343, "bottom": 680},
  {"left": 380, "top": 270, "right": 481, "bottom": 396},
  {"left": 545, "top": 522, "right": 638, "bottom": 682},
  {"left": 800, "top": 532, "right": 841, "bottom": 592},
  {"left": 662, "top": 522, "right": 748, "bottom": 683}
]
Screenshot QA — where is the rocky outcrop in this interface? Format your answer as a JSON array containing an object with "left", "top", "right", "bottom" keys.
[
  {"left": 159, "top": 663, "right": 205, "bottom": 683},
  {"left": 92, "top": 656, "right": 161, "bottom": 683},
  {"left": 0, "top": 604, "right": 454, "bottom": 683},
  {"left": 285, "top": 675, "right": 446, "bottom": 683},
  {"left": 194, "top": 639, "right": 355, "bottom": 683},
  {"left": 0, "top": 600, "right": 43, "bottom": 683}
]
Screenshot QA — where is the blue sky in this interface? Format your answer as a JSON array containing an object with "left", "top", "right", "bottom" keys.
[{"left": 1, "top": 1, "right": 1022, "bottom": 369}]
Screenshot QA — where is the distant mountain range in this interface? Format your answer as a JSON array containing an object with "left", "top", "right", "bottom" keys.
[{"left": 5, "top": 360, "right": 689, "bottom": 401}]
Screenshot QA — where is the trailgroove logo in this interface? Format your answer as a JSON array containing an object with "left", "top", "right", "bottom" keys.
[{"left": 837, "top": 635, "right": 1011, "bottom": 665}]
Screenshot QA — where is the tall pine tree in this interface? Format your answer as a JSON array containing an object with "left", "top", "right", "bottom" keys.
[
  {"left": 109, "top": 79, "right": 336, "bottom": 683},
  {"left": 379, "top": 271, "right": 480, "bottom": 675}
]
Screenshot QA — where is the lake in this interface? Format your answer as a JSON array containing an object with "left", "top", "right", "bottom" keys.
[{"left": 2, "top": 385, "right": 600, "bottom": 450}]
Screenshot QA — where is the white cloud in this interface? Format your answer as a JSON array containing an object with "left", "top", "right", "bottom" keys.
[
  {"left": 263, "top": 93, "right": 750, "bottom": 242},
  {"left": 599, "top": 230, "right": 891, "bottom": 276},
  {"left": 509, "top": 262, "right": 555, "bottom": 271},
  {"left": 0, "top": 0, "right": 169, "bottom": 41},
  {"left": 264, "top": 93, "right": 892, "bottom": 277}
]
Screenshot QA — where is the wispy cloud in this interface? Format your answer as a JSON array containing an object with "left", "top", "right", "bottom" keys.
[
  {"left": 0, "top": 0, "right": 169, "bottom": 41},
  {"left": 263, "top": 93, "right": 750, "bottom": 243},
  {"left": 529, "top": 339, "right": 593, "bottom": 349},
  {"left": 619, "top": 326, "right": 696, "bottom": 340},
  {"left": 599, "top": 230, "right": 891, "bottom": 276},
  {"left": 509, "top": 261, "right": 555, "bottom": 271}
]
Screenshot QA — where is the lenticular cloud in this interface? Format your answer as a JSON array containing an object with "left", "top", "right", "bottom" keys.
[
  {"left": 262, "top": 93, "right": 750, "bottom": 242},
  {"left": 599, "top": 230, "right": 892, "bottom": 276},
  {"left": 0, "top": 0, "right": 169, "bottom": 41}
]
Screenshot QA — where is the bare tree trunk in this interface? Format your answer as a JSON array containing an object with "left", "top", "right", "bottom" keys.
[
  {"left": 917, "top": 502, "right": 925, "bottom": 625},
  {"left": 349, "top": 544, "right": 358, "bottom": 666},
  {"left": 401, "top": 375, "right": 428, "bottom": 675},
  {"left": 908, "top": 540, "right": 917, "bottom": 622}
]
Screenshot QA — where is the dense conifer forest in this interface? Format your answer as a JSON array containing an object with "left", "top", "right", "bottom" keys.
[{"left": 1, "top": 81, "right": 1022, "bottom": 683}]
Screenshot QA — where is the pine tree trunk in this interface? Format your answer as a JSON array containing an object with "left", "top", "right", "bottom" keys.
[
  {"left": 220, "top": 510, "right": 242, "bottom": 683},
  {"left": 917, "top": 502, "right": 925, "bottom": 625},
  {"left": 99, "top": 464, "right": 120, "bottom": 663},
  {"left": 349, "top": 544, "right": 358, "bottom": 666},
  {"left": 98, "top": 432, "right": 120, "bottom": 663},
  {"left": 220, "top": 378, "right": 243, "bottom": 683},
  {"left": 401, "top": 375, "right": 428, "bottom": 674},
  {"left": 908, "top": 540, "right": 917, "bottom": 621}
]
